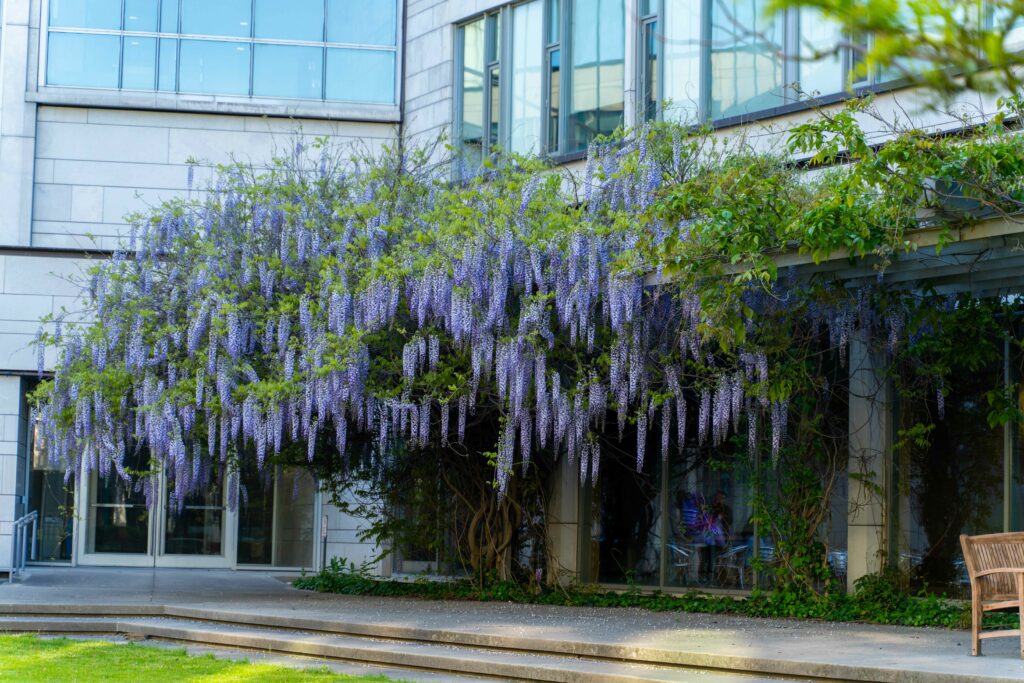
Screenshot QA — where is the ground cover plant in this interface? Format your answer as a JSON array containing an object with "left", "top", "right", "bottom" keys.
[
  {"left": 0, "top": 634, "right": 398, "bottom": 683},
  {"left": 30, "top": 93, "right": 1024, "bottom": 599},
  {"left": 296, "top": 560, "right": 1024, "bottom": 631}
]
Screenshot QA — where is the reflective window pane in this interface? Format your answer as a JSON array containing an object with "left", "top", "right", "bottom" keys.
[
  {"left": 569, "top": 0, "right": 625, "bottom": 151},
  {"left": 161, "top": 0, "right": 179, "bottom": 32},
  {"left": 662, "top": 0, "right": 702, "bottom": 123},
  {"left": 48, "top": 0, "right": 122, "bottom": 30},
  {"left": 165, "top": 469, "right": 224, "bottom": 556},
  {"left": 710, "top": 0, "right": 784, "bottom": 119},
  {"left": 88, "top": 449, "right": 151, "bottom": 554},
  {"left": 547, "top": 0, "right": 560, "bottom": 44},
  {"left": 798, "top": 9, "right": 845, "bottom": 98},
  {"left": 125, "top": 0, "right": 159, "bottom": 32},
  {"left": 158, "top": 38, "right": 177, "bottom": 91},
  {"left": 181, "top": 0, "right": 252, "bottom": 38},
  {"left": 179, "top": 40, "right": 251, "bottom": 95},
  {"left": 326, "top": 0, "right": 397, "bottom": 46},
  {"left": 254, "top": 44, "right": 323, "bottom": 99},
  {"left": 510, "top": 0, "right": 544, "bottom": 155},
  {"left": 255, "top": 0, "right": 324, "bottom": 42},
  {"left": 459, "top": 20, "right": 486, "bottom": 165},
  {"left": 46, "top": 32, "right": 121, "bottom": 88},
  {"left": 326, "top": 48, "right": 394, "bottom": 103},
  {"left": 548, "top": 48, "right": 560, "bottom": 151},
  {"left": 641, "top": 20, "right": 658, "bottom": 122},
  {"left": 123, "top": 36, "right": 157, "bottom": 90}
]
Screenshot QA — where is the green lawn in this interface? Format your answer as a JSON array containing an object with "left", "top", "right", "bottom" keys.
[{"left": 0, "top": 634, "right": 399, "bottom": 683}]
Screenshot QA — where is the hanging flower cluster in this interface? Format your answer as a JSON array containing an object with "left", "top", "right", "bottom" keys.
[{"left": 31, "top": 121, "right": 964, "bottom": 509}]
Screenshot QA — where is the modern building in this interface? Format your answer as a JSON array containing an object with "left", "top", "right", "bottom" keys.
[{"left": 1, "top": 0, "right": 1022, "bottom": 593}]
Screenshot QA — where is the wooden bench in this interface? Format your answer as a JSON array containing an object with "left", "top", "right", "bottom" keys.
[{"left": 960, "top": 532, "right": 1024, "bottom": 656}]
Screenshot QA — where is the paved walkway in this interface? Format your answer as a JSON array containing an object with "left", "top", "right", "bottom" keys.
[{"left": 1, "top": 567, "right": 1022, "bottom": 682}]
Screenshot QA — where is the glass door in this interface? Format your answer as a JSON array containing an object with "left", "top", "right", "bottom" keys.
[
  {"left": 81, "top": 447, "right": 155, "bottom": 566},
  {"left": 237, "top": 464, "right": 315, "bottom": 568}
]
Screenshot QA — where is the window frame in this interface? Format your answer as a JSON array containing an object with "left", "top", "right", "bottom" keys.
[{"left": 37, "top": 0, "right": 403, "bottom": 110}]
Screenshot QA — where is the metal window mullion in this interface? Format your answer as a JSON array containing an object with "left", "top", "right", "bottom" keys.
[
  {"left": 656, "top": 0, "right": 666, "bottom": 120},
  {"left": 500, "top": 6, "right": 512, "bottom": 152},
  {"left": 322, "top": 0, "right": 328, "bottom": 100}
]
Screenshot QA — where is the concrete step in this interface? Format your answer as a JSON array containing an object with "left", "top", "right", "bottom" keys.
[{"left": 0, "top": 616, "right": 798, "bottom": 683}]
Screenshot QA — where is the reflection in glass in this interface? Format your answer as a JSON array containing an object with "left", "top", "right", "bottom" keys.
[
  {"left": 237, "top": 464, "right": 314, "bottom": 567},
  {"left": 547, "top": 48, "right": 560, "bottom": 152},
  {"left": 569, "top": 0, "right": 625, "bottom": 151},
  {"left": 255, "top": 0, "right": 324, "bottom": 42},
  {"left": 181, "top": 0, "right": 252, "bottom": 38},
  {"left": 164, "top": 470, "right": 224, "bottom": 556},
  {"left": 510, "top": 0, "right": 544, "bottom": 155},
  {"left": 459, "top": 20, "right": 486, "bottom": 165},
  {"left": 797, "top": 9, "right": 844, "bottom": 98},
  {"left": 326, "top": 0, "right": 397, "bottom": 46},
  {"left": 123, "top": 37, "right": 157, "bottom": 91},
  {"left": 124, "top": 0, "right": 159, "bottom": 32},
  {"left": 666, "top": 449, "right": 753, "bottom": 589},
  {"left": 590, "top": 442, "right": 662, "bottom": 586},
  {"left": 254, "top": 44, "right": 324, "bottom": 99},
  {"left": 46, "top": 32, "right": 120, "bottom": 88},
  {"left": 662, "top": 0, "right": 702, "bottom": 123},
  {"left": 28, "top": 420, "right": 74, "bottom": 562},
  {"left": 89, "top": 448, "right": 151, "bottom": 554},
  {"left": 710, "top": 0, "right": 784, "bottom": 119},
  {"left": 641, "top": 20, "right": 659, "bottom": 122},
  {"left": 325, "top": 49, "right": 395, "bottom": 104},
  {"left": 547, "top": 0, "right": 560, "bottom": 44},
  {"left": 48, "top": 0, "right": 122, "bottom": 30},
  {"left": 488, "top": 65, "right": 501, "bottom": 149},
  {"left": 899, "top": 351, "right": 1004, "bottom": 596},
  {"left": 178, "top": 40, "right": 251, "bottom": 95}
]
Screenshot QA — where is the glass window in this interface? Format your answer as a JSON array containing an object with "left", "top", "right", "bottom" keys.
[
  {"left": 662, "top": 0, "right": 702, "bottom": 123},
  {"left": 548, "top": 48, "right": 560, "bottom": 151},
  {"left": 165, "top": 471, "right": 224, "bottom": 556},
  {"left": 158, "top": 38, "right": 177, "bottom": 91},
  {"left": 547, "top": 0, "right": 560, "bottom": 44},
  {"left": 254, "top": 44, "right": 324, "bottom": 99},
  {"left": 178, "top": 40, "right": 251, "bottom": 95},
  {"left": 710, "top": 0, "right": 785, "bottom": 120},
  {"left": 569, "top": 0, "right": 625, "bottom": 151},
  {"left": 123, "top": 37, "right": 157, "bottom": 90},
  {"left": 327, "top": 0, "right": 397, "bottom": 46},
  {"left": 48, "top": 0, "right": 122, "bottom": 30},
  {"left": 161, "top": 0, "right": 179, "bottom": 32},
  {"left": 798, "top": 9, "right": 845, "bottom": 98},
  {"left": 125, "top": 0, "right": 159, "bottom": 32},
  {"left": 46, "top": 32, "right": 121, "bottom": 88},
  {"left": 459, "top": 19, "right": 486, "bottom": 164},
  {"left": 238, "top": 463, "right": 314, "bottom": 567},
  {"left": 255, "top": 0, "right": 324, "bottom": 42},
  {"left": 88, "top": 448, "right": 151, "bottom": 554},
  {"left": 510, "top": 1, "right": 544, "bottom": 155},
  {"left": 325, "top": 48, "right": 395, "bottom": 103},
  {"left": 28, "top": 417, "right": 75, "bottom": 562},
  {"left": 641, "top": 19, "right": 659, "bottom": 123},
  {"left": 181, "top": 0, "right": 252, "bottom": 38}
]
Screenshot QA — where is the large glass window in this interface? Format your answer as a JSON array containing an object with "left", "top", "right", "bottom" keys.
[
  {"left": 569, "top": 0, "right": 625, "bottom": 150},
  {"left": 458, "top": 17, "right": 488, "bottom": 166},
  {"left": 88, "top": 448, "right": 152, "bottom": 554},
  {"left": 710, "top": 0, "right": 785, "bottom": 120},
  {"left": 510, "top": 1, "right": 544, "bottom": 155},
  {"left": 45, "top": 0, "right": 399, "bottom": 105},
  {"left": 27, "top": 416, "right": 75, "bottom": 562},
  {"left": 660, "top": 0, "right": 702, "bottom": 123},
  {"left": 237, "top": 463, "right": 315, "bottom": 567}
]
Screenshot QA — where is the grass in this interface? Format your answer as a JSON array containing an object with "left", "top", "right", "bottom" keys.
[{"left": 0, "top": 634, "right": 399, "bottom": 683}]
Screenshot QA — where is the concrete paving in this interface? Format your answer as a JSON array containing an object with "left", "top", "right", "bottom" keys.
[{"left": 1, "top": 567, "right": 1022, "bottom": 682}]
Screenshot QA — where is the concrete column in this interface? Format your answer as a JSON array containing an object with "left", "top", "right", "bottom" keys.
[
  {"left": 0, "top": 0, "right": 38, "bottom": 247},
  {"left": 0, "top": 376, "right": 25, "bottom": 568},
  {"left": 546, "top": 455, "right": 580, "bottom": 585},
  {"left": 846, "top": 332, "right": 892, "bottom": 591}
]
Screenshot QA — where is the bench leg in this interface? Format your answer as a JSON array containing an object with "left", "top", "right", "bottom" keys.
[
  {"left": 972, "top": 594, "right": 982, "bottom": 656},
  {"left": 1018, "top": 575, "right": 1024, "bottom": 658}
]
